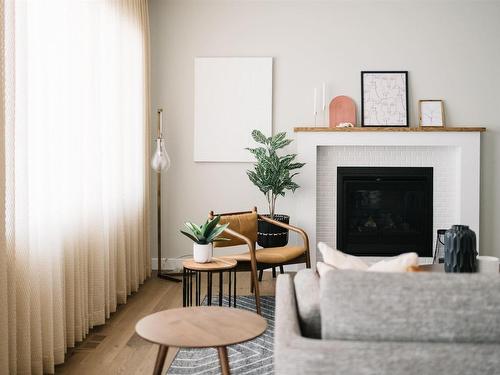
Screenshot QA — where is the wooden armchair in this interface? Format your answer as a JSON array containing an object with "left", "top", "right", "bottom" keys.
[{"left": 209, "top": 207, "right": 311, "bottom": 315}]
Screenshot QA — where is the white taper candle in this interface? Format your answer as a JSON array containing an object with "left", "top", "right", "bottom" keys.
[
  {"left": 322, "top": 82, "right": 326, "bottom": 111},
  {"left": 313, "top": 88, "right": 317, "bottom": 115}
]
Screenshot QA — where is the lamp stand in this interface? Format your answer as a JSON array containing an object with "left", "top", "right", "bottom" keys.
[
  {"left": 154, "top": 108, "right": 180, "bottom": 282},
  {"left": 156, "top": 170, "right": 181, "bottom": 282}
]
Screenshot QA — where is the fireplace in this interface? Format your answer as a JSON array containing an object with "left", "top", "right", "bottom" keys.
[{"left": 337, "top": 167, "right": 433, "bottom": 257}]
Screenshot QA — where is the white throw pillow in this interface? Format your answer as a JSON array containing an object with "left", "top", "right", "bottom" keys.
[
  {"left": 368, "top": 252, "right": 419, "bottom": 272},
  {"left": 317, "top": 242, "right": 369, "bottom": 271},
  {"left": 317, "top": 242, "right": 419, "bottom": 274},
  {"left": 316, "top": 261, "right": 337, "bottom": 277}
]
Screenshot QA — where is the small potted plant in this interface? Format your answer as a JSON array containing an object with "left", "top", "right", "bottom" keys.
[
  {"left": 246, "top": 130, "right": 305, "bottom": 247},
  {"left": 180, "top": 215, "right": 229, "bottom": 263}
]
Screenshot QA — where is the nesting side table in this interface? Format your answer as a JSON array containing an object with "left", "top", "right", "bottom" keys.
[{"left": 182, "top": 257, "right": 237, "bottom": 307}]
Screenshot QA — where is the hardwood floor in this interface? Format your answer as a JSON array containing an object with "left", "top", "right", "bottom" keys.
[{"left": 55, "top": 271, "right": 277, "bottom": 375}]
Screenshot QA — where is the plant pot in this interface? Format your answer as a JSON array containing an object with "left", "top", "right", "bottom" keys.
[
  {"left": 193, "top": 243, "right": 213, "bottom": 263},
  {"left": 257, "top": 214, "right": 290, "bottom": 248},
  {"left": 444, "top": 225, "right": 477, "bottom": 273}
]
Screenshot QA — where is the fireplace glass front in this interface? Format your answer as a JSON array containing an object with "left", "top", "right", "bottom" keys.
[{"left": 337, "top": 167, "right": 433, "bottom": 257}]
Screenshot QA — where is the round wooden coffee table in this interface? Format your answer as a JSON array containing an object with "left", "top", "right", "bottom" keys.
[
  {"left": 182, "top": 257, "right": 237, "bottom": 307},
  {"left": 135, "top": 306, "right": 267, "bottom": 375}
]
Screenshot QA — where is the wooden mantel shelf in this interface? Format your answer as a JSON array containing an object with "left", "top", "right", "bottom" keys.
[{"left": 294, "top": 126, "right": 486, "bottom": 133}]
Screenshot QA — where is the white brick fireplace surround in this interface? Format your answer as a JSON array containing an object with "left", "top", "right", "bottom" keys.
[{"left": 293, "top": 128, "right": 483, "bottom": 266}]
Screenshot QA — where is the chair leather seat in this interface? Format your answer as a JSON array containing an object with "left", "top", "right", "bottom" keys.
[{"left": 221, "top": 246, "right": 306, "bottom": 264}]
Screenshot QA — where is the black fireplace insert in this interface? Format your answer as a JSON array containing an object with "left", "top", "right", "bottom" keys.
[{"left": 337, "top": 167, "right": 433, "bottom": 257}]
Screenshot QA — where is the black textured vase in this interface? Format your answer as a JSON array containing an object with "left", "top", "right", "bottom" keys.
[
  {"left": 444, "top": 225, "right": 477, "bottom": 273},
  {"left": 257, "top": 214, "right": 289, "bottom": 248}
]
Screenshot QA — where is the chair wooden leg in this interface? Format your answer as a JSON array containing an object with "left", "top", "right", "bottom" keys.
[
  {"left": 250, "top": 275, "right": 254, "bottom": 293},
  {"left": 217, "top": 346, "right": 230, "bottom": 375},
  {"left": 258, "top": 269, "right": 263, "bottom": 281},
  {"left": 272, "top": 267, "right": 276, "bottom": 278},
  {"left": 153, "top": 345, "right": 168, "bottom": 375},
  {"left": 279, "top": 265, "right": 284, "bottom": 274},
  {"left": 305, "top": 250, "right": 311, "bottom": 268},
  {"left": 250, "top": 261, "right": 261, "bottom": 315}
]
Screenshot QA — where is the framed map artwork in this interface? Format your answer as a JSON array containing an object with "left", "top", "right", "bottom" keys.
[{"left": 361, "top": 71, "right": 409, "bottom": 127}]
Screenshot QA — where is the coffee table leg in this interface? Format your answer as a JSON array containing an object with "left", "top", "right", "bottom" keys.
[
  {"left": 153, "top": 345, "right": 169, "bottom": 375},
  {"left": 217, "top": 346, "right": 230, "bottom": 375}
]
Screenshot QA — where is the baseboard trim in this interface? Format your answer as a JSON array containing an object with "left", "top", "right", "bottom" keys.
[{"left": 151, "top": 257, "right": 185, "bottom": 272}]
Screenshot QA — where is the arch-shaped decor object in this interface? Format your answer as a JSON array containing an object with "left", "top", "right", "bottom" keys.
[{"left": 329, "top": 95, "right": 356, "bottom": 128}]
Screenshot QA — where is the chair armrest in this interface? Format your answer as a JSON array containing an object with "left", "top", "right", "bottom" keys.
[
  {"left": 258, "top": 215, "right": 310, "bottom": 251},
  {"left": 222, "top": 224, "right": 262, "bottom": 315}
]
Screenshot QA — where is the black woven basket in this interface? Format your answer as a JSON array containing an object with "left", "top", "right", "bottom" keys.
[{"left": 257, "top": 214, "right": 290, "bottom": 248}]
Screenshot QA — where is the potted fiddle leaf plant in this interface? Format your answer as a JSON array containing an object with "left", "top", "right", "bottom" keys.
[
  {"left": 246, "top": 130, "right": 305, "bottom": 247},
  {"left": 180, "top": 215, "right": 229, "bottom": 263}
]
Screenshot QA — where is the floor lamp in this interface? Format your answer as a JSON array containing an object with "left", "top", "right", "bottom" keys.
[{"left": 151, "top": 108, "right": 181, "bottom": 282}]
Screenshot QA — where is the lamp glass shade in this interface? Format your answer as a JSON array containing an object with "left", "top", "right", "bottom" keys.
[{"left": 151, "top": 138, "right": 171, "bottom": 172}]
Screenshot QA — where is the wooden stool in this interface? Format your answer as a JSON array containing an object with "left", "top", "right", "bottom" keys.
[
  {"left": 135, "top": 306, "right": 267, "bottom": 375},
  {"left": 182, "top": 258, "right": 237, "bottom": 307}
]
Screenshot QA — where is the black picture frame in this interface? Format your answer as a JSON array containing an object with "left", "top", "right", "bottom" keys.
[{"left": 361, "top": 71, "right": 409, "bottom": 127}]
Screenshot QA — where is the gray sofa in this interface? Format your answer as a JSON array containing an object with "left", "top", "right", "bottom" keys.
[{"left": 275, "top": 269, "right": 500, "bottom": 375}]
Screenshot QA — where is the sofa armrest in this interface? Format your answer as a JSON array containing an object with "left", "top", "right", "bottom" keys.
[
  {"left": 275, "top": 274, "right": 341, "bottom": 374},
  {"left": 275, "top": 274, "right": 302, "bottom": 343}
]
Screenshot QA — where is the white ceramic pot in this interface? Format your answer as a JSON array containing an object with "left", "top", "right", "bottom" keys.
[{"left": 193, "top": 243, "right": 213, "bottom": 263}]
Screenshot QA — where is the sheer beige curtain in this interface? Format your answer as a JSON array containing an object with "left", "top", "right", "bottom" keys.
[
  {"left": 1, "top": 1, "right": 8, "bottom": 374},
  {"left": 0, "top": 0, "right": 151, "bottom": 373}
]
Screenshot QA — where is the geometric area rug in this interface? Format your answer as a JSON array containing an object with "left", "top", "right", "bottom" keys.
[{"left": 167, "top": 296, "right": 275, "bottom": 374}]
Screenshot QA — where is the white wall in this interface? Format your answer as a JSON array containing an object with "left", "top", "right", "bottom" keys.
[{"left": 149, "top": 0, "right": 500, "bottom": 261}]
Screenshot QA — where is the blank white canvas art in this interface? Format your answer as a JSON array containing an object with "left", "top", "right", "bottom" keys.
[{"left": 194, "top": 57, "right": 273, "bottom": 162}]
